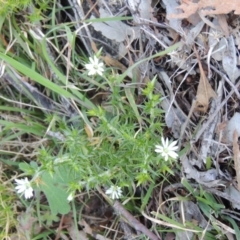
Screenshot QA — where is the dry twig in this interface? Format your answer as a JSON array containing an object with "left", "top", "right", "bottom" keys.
[{"left": 113, "top": 201, "right": 160, "bottom": 240}]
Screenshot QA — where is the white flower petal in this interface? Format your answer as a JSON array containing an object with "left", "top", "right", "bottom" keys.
[
  {"left": 15, "top": 178, "right": 24, "bottom": 184},
  {"left": 155, "top": 149, "right": 163, "bottom": 153},
  {"left": 15, "top": 185, "right": 24, "bottom": 192},
  {"left": 93, "top": 55, "right": 98, "bottom": 63},
  {"left": 14, "top": 177, "right": 33, "bottom": 200},
  {"left": 85, "top": 56, "right": 104, "bottom": 76},
  {"left": 24, "top": 188, "right": 34, "bottom": 199},
  {"left": 165, "top": 138, "right": 169, "bottom": 147},
  {"left": 168, "top": 140, "right": 178, "bottom": 149},
  {"left": 96, "top": 70, "right": 103, "bottom": 76},
  {"left": 169, "top": 146, "right": 179, "bottom": 152},
  {"left": 155, "top": 145, "right": 163, "bottom": 151},
  {"left": 105, "top": 189, "right": 112, "bottom": 195},
  {"left": 89, "top": 57, "right": 95, "bottom": 64},
  {"left": 160, "top": 152, "right": 168, "bottom": 161},
  {"left": 155, "top": 138, "right": 179, "bottom": 161},
  {"left": 67, "top": 192, "right": 75, "bottom": 202},
  {"left": 106, "top": 186, "right": 122, "bottom": 199},
  {"left": 168, "top": 151, "right": 178, "bottom": 159},
  {"left": 161, "top": 137, "right": 165, "bottom": 146},
  {"left": 88, "top": 69, "right": 96, "bottom": 76}
]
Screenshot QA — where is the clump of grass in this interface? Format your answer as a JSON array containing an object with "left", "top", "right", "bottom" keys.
[
  {"left": 0, "top": 0, "right": 31, "bottom": 15},
  {"left": 0, "top": 0, "right": 50, "bottom": 16}
]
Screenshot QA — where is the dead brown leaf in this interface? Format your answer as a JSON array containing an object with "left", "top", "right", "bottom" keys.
[
  {"left": 91, "top": 41, "right": 127, "bottom": 72},
  {"left": 233, "top": 130, "right": 240, "bottom": 191},
  {"left": 194, "top": 46, "right": 216, "bottom": 112},
  {"left": 169, "top": 0, "right": 240, "bottom": 19},
  {"left": 217, "top": 14, "right": 229, "bottom": 37},
  {"left": 101, "top": 55, "right": 127, "bottom": 72},
  {"left": 84, "top": 123, "right": 94, "bottom": 138}
]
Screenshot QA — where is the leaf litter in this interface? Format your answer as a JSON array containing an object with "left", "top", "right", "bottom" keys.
[
  {"left": 194, "top": 45, "right": 217, "bottom": 112},
  {"left": 169, "top": 0, "right": 240, "bottom": 19}
]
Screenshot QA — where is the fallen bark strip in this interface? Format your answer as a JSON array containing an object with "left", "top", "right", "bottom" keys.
[{"left": 113, "top": 201, "right": 161, "bottom": 240}]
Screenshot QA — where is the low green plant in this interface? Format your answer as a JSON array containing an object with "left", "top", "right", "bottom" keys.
[
  {"left": 0, "top": 0, "right": 50, "bottom": 17},
  {"left": 0, "top": 0, "right": 31, "bottom": 15},
  {"left": 12, "top": 54, "right": 182, "bottom": 219}
]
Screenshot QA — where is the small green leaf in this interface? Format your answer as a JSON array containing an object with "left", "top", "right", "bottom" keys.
[
  {"left": 181, "top": 178, "right": 195, "bottom": 195},
  {"left": 125, "top": 88, "right": 142, "bottom": 127},
  {"left": 206, "top": 156, "right": 212, "bottom": 170},
  {"left": 223, "top": 216, "right": 240, "bottom": 240},
  {"left": 39, "top": 172, "right": 70, "bottom": 216},
  {"left": 141, "top": 182, "right": 155, "bottom": 210},
  {"left": 198, "top": 201, "right": 212, "bottom": 218},
  {"left": 40, "top": 211, "right": 59, "bottom": 226},
  {"left": 19, "top": 162, "right": 35, "bottom": 175},
  {"left": 30, "top": 161, "right": 39, "bottom": 169}
]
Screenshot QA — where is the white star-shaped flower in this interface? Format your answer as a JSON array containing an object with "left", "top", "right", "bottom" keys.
[
  {"left": 105, "top": 186, "right": 122, "bottom": 199},
  {"left": 15, "top": 177, "right": 33, "bottom": 199},
  {"left": 85, "top": 55, "right": 104, "bottom": 76},
  {"left": 155, "top": 137, "right": 178, "bottom": 161}
]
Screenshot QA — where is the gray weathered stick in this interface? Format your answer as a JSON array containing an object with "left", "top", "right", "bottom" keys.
[{"left": 113, "top": 201, "right": 160, "bottom": 240}]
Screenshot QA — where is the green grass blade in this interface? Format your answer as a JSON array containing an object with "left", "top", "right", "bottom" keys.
[
  {"left": 0, "top": 53, "right": 73, "bottom": 98},
  {"left": 0, "top": 119, "right": 45, "bottom": 136},
  {"left": 141, "top": 182, "right": 155, "bottom": 210},
  {"left": 125, "top": 88, "right": 142, "bottom": 127},
  {"left": 223, "top": 216, "right": 240, "bottom": 240},
  {"left": 84, "top": 16, "right": 133, "bottom": 23}
]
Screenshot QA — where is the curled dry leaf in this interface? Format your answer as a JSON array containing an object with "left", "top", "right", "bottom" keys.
[
  {"left": 194, "top": 47, "right": 217, "bottom": 112},
  {"left": 101, "top": 55, "right": 127, "bottom": 72},
  {"left": 169, "top": 0, "right": 240, "bottom": 19},
  {"left": 233, "top": 130, "right": 240, "bottom": 191}
]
